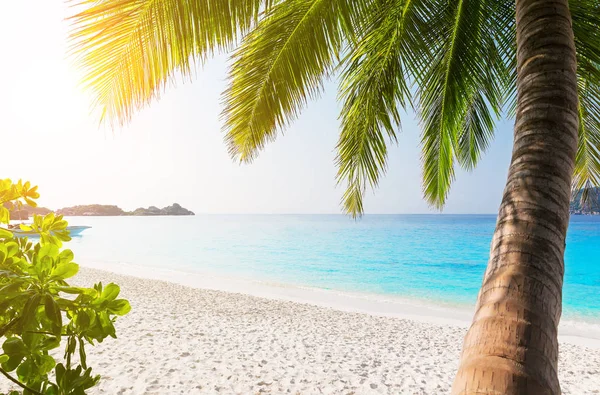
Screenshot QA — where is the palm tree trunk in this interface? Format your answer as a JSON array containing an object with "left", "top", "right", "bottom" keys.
[{"left": 452, "top": 0, "right": 579, "bottom": 393}]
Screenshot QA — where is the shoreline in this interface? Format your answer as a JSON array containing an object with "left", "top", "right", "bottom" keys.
[{"left": 78, "top": 260, "right": 600, "bottom": 349}]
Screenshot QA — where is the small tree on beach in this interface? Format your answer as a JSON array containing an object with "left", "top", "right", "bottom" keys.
[
  {"left": 68, "top": 0, "right": 600, "bottom": 393},
  {"left": 0, "top": 179, "right": 130, "bottom": 394}
]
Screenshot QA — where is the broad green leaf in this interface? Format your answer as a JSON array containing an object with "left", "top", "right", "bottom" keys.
[
  {"left": 58, "top": 249, "right": 74, "bottom": 264},
  {"left": 44, "top": 294, "right": 63, "bottom": 331},
  {"left": 0, "top": 282, "right": 27, "bottom": 300},
  {"left": 76, "top": 310, "right": 90, "bottom": 330},
  {"left": 40, "top": 233, "right": 52, "bottom": 246},
  {"left": 54, "top": 231, "right": 72, "bottom": 242},
  {"left": 38, "top": 354, "right": 56, "bottom": 375},
  {"left": 0, "top": 208, "right": 10, "bottom": 224},
  {"left": 100, "top": 283, "right": 120, "bottom": 301},
  {"left": 0, "top": 243, "right": 7, "bottom": 263},
  {"left": 55, "top": 362, "right": 66, "bottom": 383},
  {"left": 98, "top": 312, "right": 117, "bottom": 338},
  {"left": 25, "top": 184, "right": 39, "bottom": 200},
  {"left": 44, "top": 212, "right": 56, "bottom": 225},
  {"left": 24, "top": 197, "right": 37, "bottom": 207},
  {"left": 52, "top": 220, "right": 68, "bottom": 230},
  {"left": 21, "top": 294, "right": 42, "bottom": 330},
  {"left": 39, "top": 336, "right": 60, "bottom": 351},
  {"left": 51, "top": 262, "right": 79, "bottom": 280},
  {"left": 39, "top": 244, "right": 59, "bottom": 259},
  {"left": 0, "top": 228, "right": 12, "bottom": 239},
  {"left": 107, "top": 299, "right": 131, "bottom": 316},
  {"left": 2, "top": 354, "right": 25, "bottom": 372},
  {"left": 2, "top": 338, "right": 27, "bottom": 356},
  {"left": 40, "top": 256, "right": 54, "bottom": 272},
  {"left": 22, "top": 331, "right": 43, "bottom": 350},
  {"left": 16, "top": 357, "right": 34, "bottom": 379},
  {"left": 5, "top": 242, "right": 18, "bottom": 258}
]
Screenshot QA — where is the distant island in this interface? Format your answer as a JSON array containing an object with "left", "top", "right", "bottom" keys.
[
  {"left": 570, "top": 187, "right": 600, "bottom": 215},
  {"left": 6, "top": 203, "right": 194, "bottom": 219},
  {"left": 57, "top": 203, "right": 194, "bottom": 216}
]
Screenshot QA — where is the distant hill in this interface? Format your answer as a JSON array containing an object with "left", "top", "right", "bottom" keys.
[
  {"left": 57, "top": 204, "right": 126, "bottom": 216},
  {"left": 570, "top": 187, "right": 600, "bottom": 215},
  {"left": 56, "top": 203, "right": 194, "bottom": 216},
  {"left": 130, "top": 203, "right": 194, "bottom": 216}
]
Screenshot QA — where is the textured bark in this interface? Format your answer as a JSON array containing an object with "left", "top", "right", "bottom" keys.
[{"left": 452, "top": 0, "right": 579, "bottom": 393}]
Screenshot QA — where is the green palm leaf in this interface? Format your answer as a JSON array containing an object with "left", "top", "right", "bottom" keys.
[
  {"left": 417, "top": 0, "right": 511, "bottom": 208},
  {"left": 571, "top": 0, "right": 600, "bottom": 198},
  {"left": 222, "top": 0, "right": 358, "bottom": 162},
  {"left": 69, "top": 0, "right": 600, "bottom": 216},
  {"left": 335, "top": 0, "right": 431, "bottom": 216},
  {"left": 69, "top": 0, "right": 272, "bottom": 125},
  {"left": 574, "top": 79, "right": 600, "bottom": 203}
]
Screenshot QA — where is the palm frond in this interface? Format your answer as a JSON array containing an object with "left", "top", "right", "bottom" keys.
[
  {"left": 335, "top": 0, "right": 431, "bottom": 217},
  {"left": 571, "top": 0, "right": 600, "bottom": 200},
  {"left": 222, "top": 0, "right": 359, "bottom": 162},
  {"left": 456, "top": 91, "right": 496, "bottom": 168},
  {"left": 416, "top": 0, "right": 512, "bottom": 208},
  {"left": 574, "top": 80, "right": 600, "bottom": 196},
  {"left": 69, "top": 0, "right": 271, "bottom": 125},
  {"left": 457, "top": 4, "right": 514, "bottom": 168}
]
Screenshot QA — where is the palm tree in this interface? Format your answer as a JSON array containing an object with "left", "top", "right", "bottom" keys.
[{"left": 69, "top": 0, "right": 600, "bottom": 392}]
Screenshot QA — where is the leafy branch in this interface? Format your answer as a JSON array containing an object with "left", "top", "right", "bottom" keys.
[
  {"left": 0, "top": 368, "right": 44, "bottom": 395},
  {"left": 0, "top": 179, "right": 131, "bottom": 395}
]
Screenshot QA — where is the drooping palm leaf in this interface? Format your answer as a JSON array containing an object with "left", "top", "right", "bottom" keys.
[
  {"left": 574, "top": 80, "right": 600, "bottom": 200},
  {"left": 335, "top": 0, "right": 431, "bottom": 216},
  {"left": 69, "top": 0, "right": 600, "bottom": 216},
  {"left": 457, "top": 2, "right": 515, "bottom": 169},
  {"left": 221, "top": 0, "right": 359, "bottom": 162},
  {"left": 69, "top": 0, "right": 272, "bottom": 125},
  {"left": 416, "top": 0, "right": 511, "bottom": 208},
  {"left": 571, "top": 0, "right": 600, "bottom": 199}
]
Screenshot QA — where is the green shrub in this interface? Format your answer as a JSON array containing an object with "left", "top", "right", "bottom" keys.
[{"left": 0, "top": 179, "right": 130, "bottom": 395}]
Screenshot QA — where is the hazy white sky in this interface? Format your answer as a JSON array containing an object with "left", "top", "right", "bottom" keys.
[{"left": 1, "top": 1, "right": 515, "bottom": 214}]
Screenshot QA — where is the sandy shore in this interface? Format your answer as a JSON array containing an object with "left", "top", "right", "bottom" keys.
[{"left": 3, "top": 267, "right": 600, "bottom": 394}]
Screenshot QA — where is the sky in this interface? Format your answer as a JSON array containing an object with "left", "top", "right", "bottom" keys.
[{"left": 1, "top": 1, "right": 515, "bottom": 214}]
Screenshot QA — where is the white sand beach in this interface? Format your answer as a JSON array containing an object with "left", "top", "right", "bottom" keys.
[
  {"left": 73, "top": 269, "right": 600, "bottom": 393},
  {"left": 3, "top": 267, "right": 600, "bottom": 394}
]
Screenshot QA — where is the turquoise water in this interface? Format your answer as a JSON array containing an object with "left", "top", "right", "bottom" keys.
[{"left": 65, "top": 215, "right": 600, "bottom": 320}]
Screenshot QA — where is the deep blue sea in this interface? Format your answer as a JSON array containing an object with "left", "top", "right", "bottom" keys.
[{"left": 65, "top": 215, "right": 600, "bottom": 321}]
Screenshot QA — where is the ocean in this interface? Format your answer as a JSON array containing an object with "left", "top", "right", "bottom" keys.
[{"left": 65, "top": 214, "right": 600, "bottom": 322}]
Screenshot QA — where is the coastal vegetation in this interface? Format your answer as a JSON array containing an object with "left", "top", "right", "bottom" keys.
[
  {"left": 0, "top": 179, "right": 130, "bottom": 394},
  {"left": 69, "top": 0, "right": 600, "bottom": 393}
]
